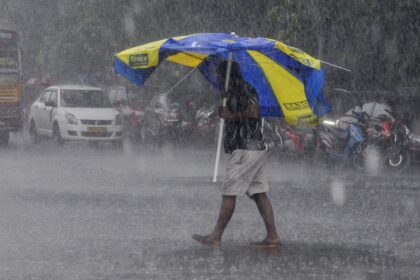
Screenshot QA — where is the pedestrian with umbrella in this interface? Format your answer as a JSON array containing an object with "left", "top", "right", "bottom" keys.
[{"left": 114, "top": 32, "right": 332, "bottom": 249}]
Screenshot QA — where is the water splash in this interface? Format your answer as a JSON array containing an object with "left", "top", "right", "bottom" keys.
[
  {"left": 365, "top": 146, "right": 381, "bottom": 176},
  {"left": 330, "top": 178, "right": 346, "bottom": 206}
]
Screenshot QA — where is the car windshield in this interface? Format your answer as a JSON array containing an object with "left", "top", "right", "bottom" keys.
[{"left": 60, "top": 89, "right": 112, "bottom": 108}]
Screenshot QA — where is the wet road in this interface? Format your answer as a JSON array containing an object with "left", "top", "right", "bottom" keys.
[{"left": 1, "top": 135, "right": 419, "bottom": 279}]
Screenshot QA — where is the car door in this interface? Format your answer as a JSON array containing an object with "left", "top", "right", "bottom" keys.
[
  {"left": 36, "top": 89, "right": 51, "bottom": 134},
  {"left": 44, "top": 89, "right": 58, "bottom": 135},
  {"left": 30, "top": 90, "right": 47, "bottom": 129}
]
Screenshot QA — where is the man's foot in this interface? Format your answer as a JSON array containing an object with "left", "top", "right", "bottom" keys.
[
  {"left": 251, "top": 238, "right": 281, "bottom": 249},
  {"left": 192, "top": 234, "right": 221, "bottom": 249}
]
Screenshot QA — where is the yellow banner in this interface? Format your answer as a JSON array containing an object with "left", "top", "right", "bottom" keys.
[
  {"left": 247, "top": 50, "right": 315, "bottom": 125},
  {"left": 116, "top": 39, "right": 167, "bottom": 69}
]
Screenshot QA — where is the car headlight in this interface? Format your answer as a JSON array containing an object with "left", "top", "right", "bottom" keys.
[
  {"left": 115, "top": 114, "right": 122, "bottom": 125},
  {"left": 65, "top": 113, "right": 78, "bottom": 125}
]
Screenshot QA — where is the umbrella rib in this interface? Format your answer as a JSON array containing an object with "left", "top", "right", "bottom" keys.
[
  {"left": 163, "top": 66, "right": 198, "bottom": 95},
  {"left": 258, "top": 50, "right": 351, "bottom": 72}
]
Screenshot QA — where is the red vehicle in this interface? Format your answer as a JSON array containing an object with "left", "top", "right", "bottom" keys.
[
  {"left": 262, "top": 118, "right": 317, "bottom": 158},
  {"left": 108, "top": 86, "right": 144, "bottom": 142},
  {"left": 352, "top": 102, "right": 412, "bottom": 172}
]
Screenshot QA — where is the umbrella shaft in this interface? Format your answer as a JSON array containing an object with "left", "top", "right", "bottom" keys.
[{"left": 213, "top": 53, "right": 233, "bottom": 183}]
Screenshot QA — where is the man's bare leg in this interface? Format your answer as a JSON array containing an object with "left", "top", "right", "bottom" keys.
[
  {"left": 251, "top": 192, "right": 281, "bottom": 248},
  {"left": 192, "top": 195, "right": 236, "bottom": 248}
]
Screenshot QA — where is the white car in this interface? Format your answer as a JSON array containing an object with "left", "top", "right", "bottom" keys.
[{"left": 28, "top": 85, "right": 123, "bottom": 145}]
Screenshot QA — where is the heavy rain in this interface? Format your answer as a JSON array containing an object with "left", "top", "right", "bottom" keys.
[{"left": 0, "top": 1, "right": 420, "bottom": 279}]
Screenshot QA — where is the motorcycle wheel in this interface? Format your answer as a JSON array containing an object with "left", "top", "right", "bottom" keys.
[
  {"left": 351, "top": 144, "right": 365, "bottom": 171},
  {"left": 384, "top": 147, "right": 411, "bottom": 173},
  {"left": 263, "top": 129, "right": 284, "bottom": 150},
  {"left": 140, "top": 125, "right": 148, "bottom": 144}
]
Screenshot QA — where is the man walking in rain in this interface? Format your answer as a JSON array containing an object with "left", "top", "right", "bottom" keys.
[{"left": 193, "top": 62, "right": 281, "bottom": 249}]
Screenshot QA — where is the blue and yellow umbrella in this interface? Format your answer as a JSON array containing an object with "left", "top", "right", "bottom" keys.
[{"left": 114, "top": 33, "right": 331, "bottom": 125}]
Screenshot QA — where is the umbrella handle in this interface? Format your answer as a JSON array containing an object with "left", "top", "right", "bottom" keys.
[
  {"left": 213, "top": 52, "right": 233, "bottom": 183},
  {"left": 212, "top": 98, "right": 226, "bottom": 183}
]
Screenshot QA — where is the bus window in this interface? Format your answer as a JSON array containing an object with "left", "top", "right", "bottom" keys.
[{"left": 0, "top": 31, "right": 19, "bottom": 71}]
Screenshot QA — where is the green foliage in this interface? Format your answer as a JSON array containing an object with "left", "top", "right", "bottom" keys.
[
  {"left": 265, "top": 0, "right": 420, "bottom": 91},
  {"left": 0, "top": 0, "right": 418, "bottom": 92}
]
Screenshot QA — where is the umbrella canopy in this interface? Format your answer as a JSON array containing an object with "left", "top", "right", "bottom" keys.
[{"left": 114, "top": 33, "right": 331, "bottom": 125}]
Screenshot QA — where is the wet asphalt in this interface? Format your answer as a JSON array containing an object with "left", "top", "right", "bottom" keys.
[{"left": 0, "top": 133, "right": 419, "bottom": 279}]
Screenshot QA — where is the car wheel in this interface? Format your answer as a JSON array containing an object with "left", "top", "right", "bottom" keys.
[
  {"left": 140, "top": 125, "right": 148, "bottom": 143},
  {"left": 53, "top": 122, "right": 64, "bottom": 146},
  {"left": 29, "top": 120, "right": 39, "bottom": 144},
  {"left": 0, "top": 131, "right": 9, "bottom": 146},
  {"left": 131, "top": 126, "right": 143, "bottom": 144},
  {"left": 113, "top": 140, "right": 123, "bottom": 149},
  {"left": 88, "top": 141, "right": 99, "bottom": 148}
]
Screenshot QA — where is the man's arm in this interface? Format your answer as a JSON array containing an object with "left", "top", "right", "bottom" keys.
[{"left": 219, "top": 103, "right": 259, "bottom": 120}]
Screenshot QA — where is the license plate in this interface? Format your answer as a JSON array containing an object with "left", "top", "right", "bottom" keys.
[{"left": 87, "top": 126, "right": 107, "bottom": 133}]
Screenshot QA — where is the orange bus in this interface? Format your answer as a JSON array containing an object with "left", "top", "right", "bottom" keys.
[{"left": 0, "top": 24, "right": 22, "bottom": 145}]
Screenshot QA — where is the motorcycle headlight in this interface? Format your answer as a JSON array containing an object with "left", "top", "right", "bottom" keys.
[
  {"left": 65, "top": 113, "right": 78, "bottom": 125},
  {"left": 323, "top": 120, "right": 336, "bottom": 126},
  {"left": 115, "top": 114, "right": 122, "bottom": 125}
]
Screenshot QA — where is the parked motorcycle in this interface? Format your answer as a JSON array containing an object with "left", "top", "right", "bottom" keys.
[
  {"left": 315, "top": 111, "right": 369, "bottom": 170},
  {"left": 194, "top": 103, "right": 219, "bottom": 143},
  {"left": 109, "top": 87, "right": 144, "bottom": 143},
  {"left": 261, "top": 118, "right": 283, "bottom": 149},
  {"left": 366, "top": 109, "right": 411, "bottom": 172},
  {"left": 141, "top": 93, "right": 183, "bottom": 146},
  {"left": 263, "top": 118, "right": 317, "bottom": 159},
  {"left": 408, "top": 131, "right": 420, "bottom": 162}
]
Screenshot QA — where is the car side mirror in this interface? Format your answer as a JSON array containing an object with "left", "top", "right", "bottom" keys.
[{"left": 45, "top": 100, "right": 56, "bottom": 107}]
